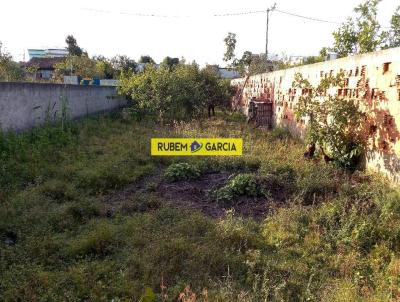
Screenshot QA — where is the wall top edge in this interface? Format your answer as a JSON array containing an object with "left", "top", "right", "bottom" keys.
[
  {"left": 232, "top": 46, "right": 400, "bottom": 82},
  {"left": 0, "top": 82, "right": 117, "bottom": 89}
]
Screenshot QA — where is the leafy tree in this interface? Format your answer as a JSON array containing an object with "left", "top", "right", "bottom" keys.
[
  {"left": 119, "top": 63, "right": 233, "bottom": 121},
  {"left": 200, "top": 67, "right": 234, "bottom": 116},
  {"left": 236, "top": 51, "right": 252, "bottom": 75},
  {"left": 138, "top": 55, "right": 155, "bottom": 64},
  {"left": 235, "top": 51, "right": 272, "bottom": 76},
  {"left": 0, "top": 42, "right": 24, "bottom": 81},
  {"left": 54, "top": 55, "right": 105, "bottom": 80},
  {"left": 223, "top": 33, "right": 237, "bottom": 66},
  {"left": 119, "top": 64, "right": 195, "bottom": 121},
  {"left": 111, "top": 55, "right": 137, "bottom": 75},
  {"left": 247, "top": 54, "right": 270, "bottom": 75},
  {"left": 319, "top": 47, "right": 328, "bottom": 59},
  {"left": 294, "top": 72, "right": 365, "bottom": 169},
  {"left": 25, "top": 64, "right": 40, "bottom": 82},
  {"left": 333, "top": 0, "right": 388, "bottom": 57},
  {"left": 223, "top": 36, "right": 272, "bottom": 75},
  {"left": 388, "top": 6, "right": 400, "bottom": 47},
  {"left": 354, "top": 0, "right": 385, "bottom": 53},
  {"left": 333, "top": 18, "right": 358, "bottom": 57},
  {"left": 161, "top": 56, "right": 180, "bottom": 69},
  {"left": 240, "top": 51, "right": 253, "bottom": 67},
  {"left": 66, "top": 35, "right": 83, "bottom": 56},
  {"left": 93, "top": 56, "right": 114, "bottom": 79}
]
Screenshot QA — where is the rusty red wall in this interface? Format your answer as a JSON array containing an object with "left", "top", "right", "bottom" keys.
[{"left": 232, "top": 47, "right": 400, "bottom": 182}]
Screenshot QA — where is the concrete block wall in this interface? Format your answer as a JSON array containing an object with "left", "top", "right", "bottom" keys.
[
  {"left": 232, "top": 47, "right": 400, "bottom": 182},
  {"left": 0, "top": 82, "right": 127, "bottom": 131}
]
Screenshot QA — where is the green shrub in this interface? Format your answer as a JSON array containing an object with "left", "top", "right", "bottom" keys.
[
  {"left": 164, "top": 162, "right": 201, "bottom": 182},
  {"left": 215, "top": 173, "right": 267, "bottom": 203},
  {"left": 294, "top": 72, "right": 365, "bottom": 170}
]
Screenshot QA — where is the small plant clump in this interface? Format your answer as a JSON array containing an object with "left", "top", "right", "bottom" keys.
[
  {"left": 215, "top": 173, "right": 267, "bottom": 203},
  {"left": 164, "top": 162, "right": 201, "bottom": 182}
]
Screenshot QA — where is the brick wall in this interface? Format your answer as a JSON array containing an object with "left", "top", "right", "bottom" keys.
[{"left": 232, "top": 47, "right": 400, "bottom": 182}]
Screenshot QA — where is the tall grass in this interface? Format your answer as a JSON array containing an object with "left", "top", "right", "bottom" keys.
[{"left": 1, "top": 111, "right": 399, "bottom": 301}]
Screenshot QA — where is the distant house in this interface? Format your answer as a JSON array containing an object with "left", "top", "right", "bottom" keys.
[
  {"left": 23, "top": 57, "right": 65, "bottom": 80},
  {"left": 288, "top": 55, "right": 305, "bottom": 66},
  {"left": 217, "top": 68, "right": 241, "bottom": 79},
  {"left": 206, "top": 65, "right": 240, "bottom": 79},
  {"left": 28, "top": 48, "right": 68, "bottom": 60},
  {"left": 327, "top": 51, "right": 338, "bottom": 61}
]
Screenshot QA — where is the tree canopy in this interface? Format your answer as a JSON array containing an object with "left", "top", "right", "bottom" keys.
[
  {"left": 119, "top": 62, "right": 234, "bottom": 121},
  {"left": 0, "top": 41, "right": 24, "bottom": 81},
  {"left": 138, "top": 55, "right": 155, "bottom": 64},
  {"left": 66, "top": 35, "right": 83, "bottom": 56},
  {"left": 161, "top": 57, "right": 180, "bottom": 69},
  {"left": 223, "top": 33, "right": 237, "bottom": 66},
  {"left": 332, "top": 1, "right": 399, "bottom": 57},
  {"left": 54, "top": 55, "right": 109, "bottom": 80},
  {"left": 111, "top": 55, "right": 137, "bottom": 75},
  {"left": 388, "top": 6, "right": 400, "bottom": 48}
]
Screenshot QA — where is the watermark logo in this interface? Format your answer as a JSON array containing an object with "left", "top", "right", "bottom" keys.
[
  {"left": 151, "top": 138, "right": 242, "bottom": 156},
  {"left": 190, "top": 140, "right": 203, "bottom": 153}
]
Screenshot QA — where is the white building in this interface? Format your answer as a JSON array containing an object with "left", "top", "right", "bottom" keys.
[{"left": 28, "top": 48, "right": 68, "bottom": 60}]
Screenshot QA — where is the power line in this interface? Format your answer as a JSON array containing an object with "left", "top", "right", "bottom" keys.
[
  {"left": 81, "top": 7, "right": 190, "bottom": 18},
  {"left": 82, "top": 7, "right": 269, "bottom": 18},
  {"left": 213, "top": 8, "right": 340, "bottom": 25},
  {"left": 274, "top": 9, "right": 341, "bottom": 24},
  {"left": 81, "top": 6, "right": 342, "bottom": 24},
  {"left": 212, "top": 10, "right": 268, "bottom": 17},
  {"left": 81, "top": 6, "right": 393, "bottom": 29}
]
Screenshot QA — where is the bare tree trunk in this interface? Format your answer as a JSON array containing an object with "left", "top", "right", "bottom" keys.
[{"left": 208, "top": 105, "right": 215, "bottom": 117}]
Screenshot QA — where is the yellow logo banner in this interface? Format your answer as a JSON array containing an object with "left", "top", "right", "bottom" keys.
[{"left": 151, "top": 138, "right": 243, "bottom": 156}]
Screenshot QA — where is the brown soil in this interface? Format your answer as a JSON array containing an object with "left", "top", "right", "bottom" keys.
[
  {"left": 158, "top": 172, "right": 281, "bottom": 219},
  {"left": 102, "top": 169, "right": 283, "bottom": 220}
]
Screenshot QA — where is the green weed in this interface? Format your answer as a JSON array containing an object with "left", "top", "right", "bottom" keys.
[{"left": 164, "top": 162, "right": 201, "bottom": 182}]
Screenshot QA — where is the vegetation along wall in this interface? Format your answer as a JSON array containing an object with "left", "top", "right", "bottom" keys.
[
  {"left": 0, "top": 82, "right": 126, "bottom": 131},
  {"left": 232, "top": 47, "right": 400, "bottom": 182}
]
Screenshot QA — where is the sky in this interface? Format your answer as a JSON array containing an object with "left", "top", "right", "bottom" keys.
[{"left": 0, "top": 0, "right": 398, "bottom": 66}]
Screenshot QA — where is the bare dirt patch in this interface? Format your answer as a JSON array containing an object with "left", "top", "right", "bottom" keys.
[{"left": 102, "top": 170, "right": 283, "bottom": 219}]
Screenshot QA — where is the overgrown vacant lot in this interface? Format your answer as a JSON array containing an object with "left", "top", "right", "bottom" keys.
[{"left": 1, "top": 112, "right": 400, "bottom": 301}]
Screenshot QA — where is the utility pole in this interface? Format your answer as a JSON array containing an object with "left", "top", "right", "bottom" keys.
[{"left": 266, "top": 3, "right": 276, "bottom": 61}]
